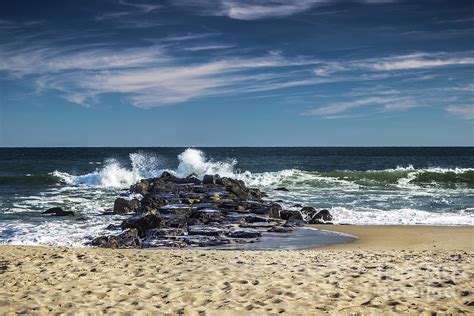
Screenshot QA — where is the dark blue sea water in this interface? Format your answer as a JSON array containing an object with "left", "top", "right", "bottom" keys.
[{"left": 0, "top": 147, "right": 473, "bottom": 246}]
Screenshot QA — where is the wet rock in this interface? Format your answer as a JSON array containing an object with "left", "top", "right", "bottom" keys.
[
  {"left": 91, "top": 229, "right": 140, "bottom": 248},
  {"left": 309, "top": 209, "right": 333, "bottom": 224},
  {"left": 284, "top": 219, "right": 305, "bottom": 227},
  {"left": 203, "top": 174, "right": 220, "bottom": 185},
  {"left": 300, "top": 207, "right": 317, "bottom": 221},
  {"left": 92, "top": 172, "right": 316, "bottom": 249},
  {"left": 190, "top": 209, "right": 223, "bottom": 223},
  {"left": 275, "top": 187, "right": 290, "bottom": 192},
  {"left": 106, "top": 224, "right": 121, "bottom": 230},
  {"left": 130, "top": 179, "right": 150, "bottom": 195},
  {"left": 280, "top": 210, "right": 304, "bottom": 221},
  {"left": 142, "top": 238, "right": 187, "bottom": 248},
  {"left": 188, "top": 225, "right": 227, "bottom": 236},
  {"left": 137, "top": 196, "right": 167, "bottom": 215},
  {"left": 217, "top": 177, "right": 265, "bottom": 200},
  {"left": 145, "top": 227, "right": 186, "bottom": 238},
  {"left": 253, "top": 203, "right": 282, "bottom": 218},
  {"left": 186, "top": 175, "right": 202, "bottom": 185},
  {"left": 240, "top": 222, "right": 275, "bottom": 229},
  {"left": 42, "top": 207, "right": 74, "bottom": 216},
  {"left": 244, "top": 215, "right": 272, "bottom": 223},
  {"left": 113, "top": 198, "right": 140, "bottom": 215},
  {"left": 229, "top": 229, "right": 262, "bottom": 238},
  {"left": 179, "top": 235, "right": 233, "bottom": 247},
  {"left": 120, "top": 211, "right": 163, "bottom": 237},
  {"left": 268, "top": 226, "right": 293, "bottom": 233}
]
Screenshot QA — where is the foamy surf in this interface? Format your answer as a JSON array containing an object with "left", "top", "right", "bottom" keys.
[{"left": 1, "top": 148, "right": 473, "bottom": 247}]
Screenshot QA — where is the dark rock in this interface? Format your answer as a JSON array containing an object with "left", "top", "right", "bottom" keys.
[
  {"left": 159, "top": 172, "right": 191, "bottom": 184},
  {"left": 106, "top": 224, "right": 121, "bottom": 230},
  {"left": 120, "top": 211, "right": 163, "bottom": 237},
  {"left": 42, "top": 207, "right": 74, "bottom": 216},
  {"left": 284, "top": 219, "right": 305, "bottom": 227},
  {"left": 142, "top": 238, "right": 187, "bottom": 248},
  {"left": 179, "top": 235, "right": 233, "bottom": 247},
  {"left": 280, "top": 210, "right": 304, "bottom": 221},
  {"left": 203, "top": 174, "right": 220, "bottom": 185},
  {"left": 268, "top": 226, "right": 293, "bottom": 233},
  {"left": 300, "top": 207, "right": 317, "bottom": 221},
  {"left": 91, "top": 172, "right": 324, "bottom": 249},
  {"left": 217, "top": 177, "right": 265, "bottom": 200},
  {"left": 138, "top": 196, "right": 167, "bottom": 213},
  {"left": 229, "top": 229, "right": 262, "bottom": 238},
  {"left": 309, "top": 209, "right": 333, "bottom": 224},
  {"left": 275, "top": 187, "right": 290, "bottom": 192},
  {"left": 244, "top": 215, "right": 271, "bottom": 223},
  {"left": 91, "top": 229, "right": 141, "bottom": 248},
  {"left": 188, "top": 225, "right": 227, "bottom": 236},
  {"left": 113, "top": 198, "right": 140, "bottom": 215},
  {"left": 240, "top": 222, "right": 275, "bottom": 229},
  {"left": 292, "top": 204, "right": 302, "bottom": 208},
  {"left": 252, "top": 203, "right": 282, "bottom": 218},
  {"left": 190, "top": 209, "right": 222, "bottom": 223},
  {"left": 145, "top": 227, "right": 186, "bottom": 238},
  {"left": 186, "top": 175, "right": 202, "bottom": 185},
  {"left": 130, "top": 179, "right": 150, "bottom": 195}
]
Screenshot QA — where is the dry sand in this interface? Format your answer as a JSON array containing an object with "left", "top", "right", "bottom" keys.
[{"left": 0, "top": 226, "right": 473, "bottom": 315}]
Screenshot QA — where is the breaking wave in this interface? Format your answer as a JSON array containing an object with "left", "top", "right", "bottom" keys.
[
  {"left": 52, "top": 149, "right": 236, "bottom": 188},
  {"left": 48, "top": 149, "right": 474, "bottom": 189}
]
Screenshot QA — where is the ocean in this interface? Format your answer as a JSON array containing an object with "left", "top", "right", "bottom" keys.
[{"left": 0, "top": 147, "right": 473, "bottom": 247}]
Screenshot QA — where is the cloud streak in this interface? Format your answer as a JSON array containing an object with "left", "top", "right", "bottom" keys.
[
  {"left": 303, "top": 96, "right": 422, "bottom": 117},
  {"left": 173, "top": 0, "right": 401, "bottom": 20},
  {"left": 446, "top": 105, "right": 474, "bottom": 120}
]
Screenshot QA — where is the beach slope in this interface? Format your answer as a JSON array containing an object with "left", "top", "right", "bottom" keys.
[{"left": 0, "top": 226, "right": 473, "bottom": 314}]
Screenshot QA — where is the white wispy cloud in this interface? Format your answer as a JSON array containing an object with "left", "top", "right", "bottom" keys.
[
  {"left": 311, "top": 52, "right": 474, "bottom": 75},
  {"left": 173, "top": 0, "right": 400, "bottom": 20},
  {"left": 303, "top": 96, "right": 421, "bottom": 117},
  {"left": 0, "top": 45, "right": 168, "bottom": 77},
  {"left": 118, "top": 0, "right": 161, "bottom": 13},
  {"left": 446, "top": 105, "right": 474, "bottom": 120},
  {"left": 184, "top": 44, "right": 235, "bottom": 51},
  {"left": 95, "top": 11, "right": 131, "bottom": 21},
  {"left": 366, "top": 53, "right": 474, "bottom": 71},
  {"left": 159, "top": 33, "right": 221, "bottom": 42},
  {"left": 0, "top": 37, "right": 327, "bottom": 107},
  {"left": 1, "top": 21, "right": 471, "bottom": 115}
]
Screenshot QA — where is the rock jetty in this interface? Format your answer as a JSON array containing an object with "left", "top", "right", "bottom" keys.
[{"left": 91, "top": 172, "right": 333, "bottom": 248}]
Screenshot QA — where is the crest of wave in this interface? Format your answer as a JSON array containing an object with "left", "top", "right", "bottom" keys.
[
  {"left": 52, "top": 153, "right": 162, "bottom": 187},
  {"left": 176, "top": 148, "right": 237, "bottom": 178}
]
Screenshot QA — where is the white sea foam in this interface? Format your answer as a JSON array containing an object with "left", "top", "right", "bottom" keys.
[
  {"left": 330, "top": 206, "right": 474, "bottom": 226},
  {"left": 176, "top": 148, "right": 236, "bottom": 178}
]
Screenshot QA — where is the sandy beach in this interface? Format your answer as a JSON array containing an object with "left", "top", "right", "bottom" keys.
[{"left": 0, "top": 225, "right": 472, "bottom": 315}]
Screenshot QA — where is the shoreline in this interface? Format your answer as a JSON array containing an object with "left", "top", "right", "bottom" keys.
[
  {"left": 313, "top": 224, "right": 474, "bottom": 251},
  {"left": 1, "top": 225, "right": 473, "bottom": 314}
]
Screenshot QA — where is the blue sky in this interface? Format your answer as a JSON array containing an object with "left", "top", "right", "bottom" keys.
[{"left": 0, "top": 0, "right": 473, "bottom": 146}]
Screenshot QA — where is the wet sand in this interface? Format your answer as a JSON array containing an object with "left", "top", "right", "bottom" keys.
[
  {"left": 313, "top": 225, "right": 474, "bottom": 251},
  {"left": 0, "top": 226, "right": 473, "bottom": 314}
]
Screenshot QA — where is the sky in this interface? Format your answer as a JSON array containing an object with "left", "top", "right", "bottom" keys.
[{"left": 0, "top": 0, "right": 473, "bottom": 147}]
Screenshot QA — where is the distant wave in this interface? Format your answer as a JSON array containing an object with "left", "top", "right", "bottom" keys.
[
  {"left": 45, "top": 149, "right": 474, "bottom": 189},
  {"left": 0, "top": 174, "right": 61, "bottom": 186},
  {"left": 269, "top": 167, "right": 474, "bottom": 189},
  {"left": 2, "top": 148, "right": 472, "bottom": 190}
]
